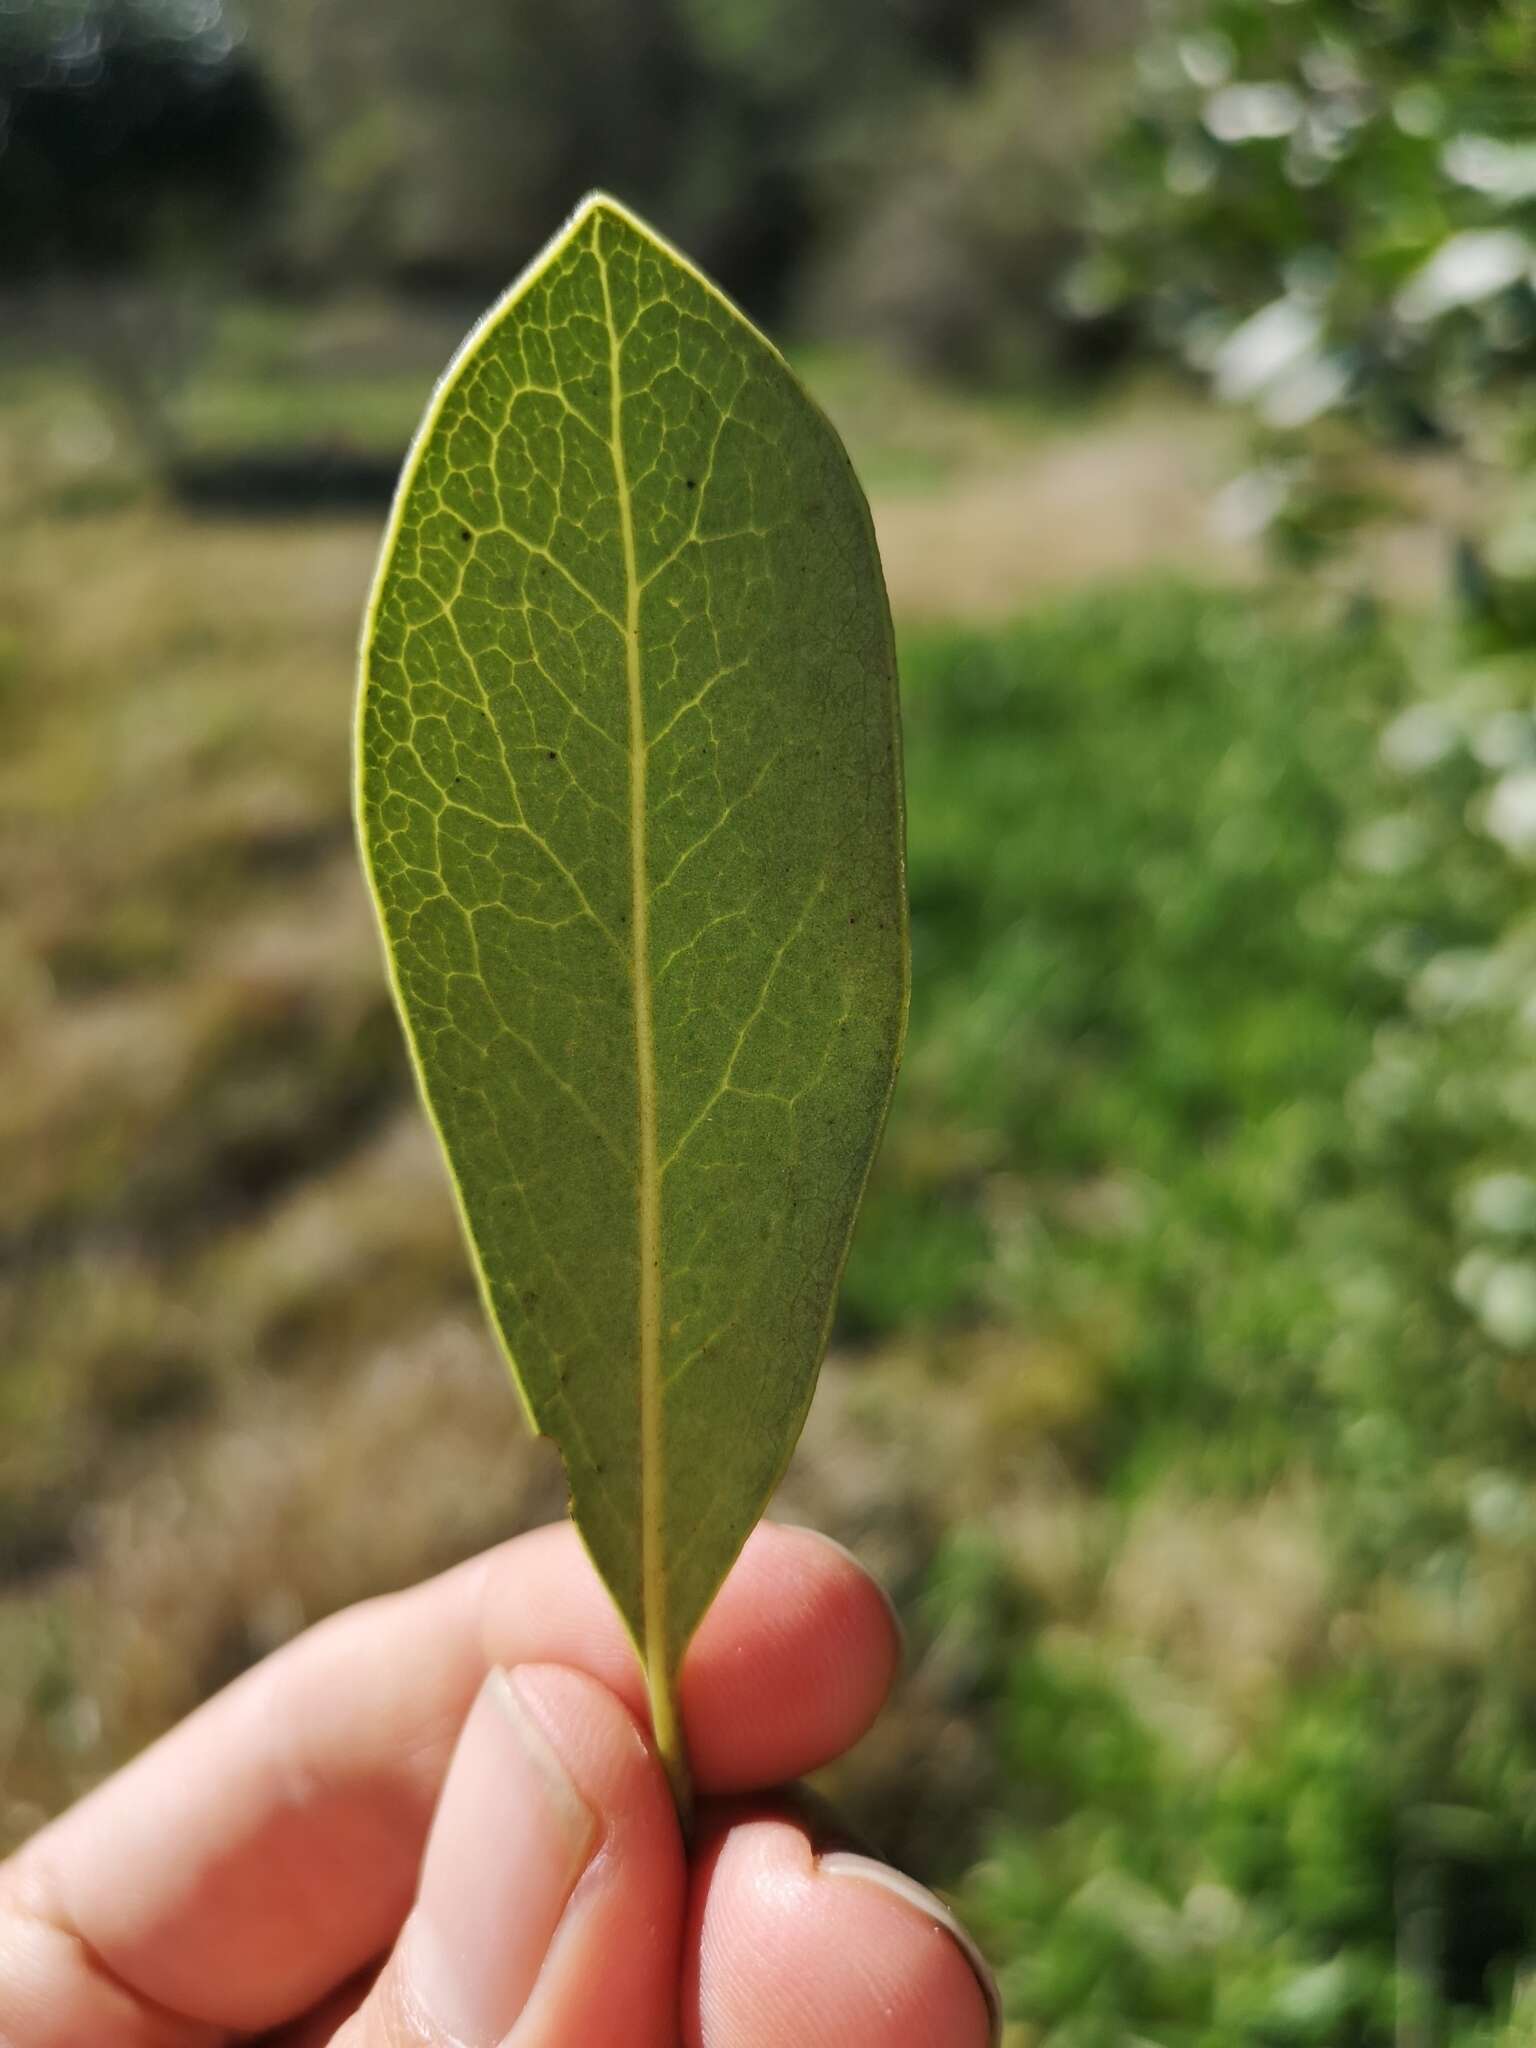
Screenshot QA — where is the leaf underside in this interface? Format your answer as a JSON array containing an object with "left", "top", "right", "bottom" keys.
[{"left": 357, "top": 194, "right": 906, "bottom": 1684}]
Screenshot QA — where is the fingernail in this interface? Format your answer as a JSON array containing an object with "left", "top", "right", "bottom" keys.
[
  {"left": 403, "top": 1667, "right": 598, "bottom": 2048},
  {"left": 818, "top": 1852, "right": 1002, "bottom": 2047},
  {"left": 791, "top": 1526, "right": 908, "bottom": 1668}
]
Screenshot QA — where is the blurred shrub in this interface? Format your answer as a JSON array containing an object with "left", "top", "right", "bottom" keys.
[
  {"left": 251, "top": 0, "right": 1144, "bottom": 371},
  {"left": 1087, "top": 0, "right": 1536, "bottom": 595},
  {"left": 0, "top": 0, "right": 1147, "bottom": 386},
  {"left": 0, "top": 0, "right": 284, "bottom": 470},
  {"left": 0, "top": 0, "right": 281, "bottom": 282},
  {"left": 798, "top": 3, "right": 1138, "bottom": 380},
  {"left": 257, "top": 0, "right": 1009, "bottom": 309}
]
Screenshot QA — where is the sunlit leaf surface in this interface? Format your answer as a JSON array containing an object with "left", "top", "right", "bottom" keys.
[{"left": 357, "top": 194, "right": 906, "bottom": 1785}]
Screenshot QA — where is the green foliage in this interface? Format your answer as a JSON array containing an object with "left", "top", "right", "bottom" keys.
[
  {"left": 850, "top": 582, "right": 1536, "bottom": 2037},
  {"left": 958, "top": 1636, "right": 1536, "bottom": 2043},
  {"left": 358, "top": 198, "right": 905, "bottom": 1798},
  {"left": 1095, "top": 0, "right": 1536, "bottom": 429},
  {"left": 1090, "top": 0, "right": 1536, "bottom": 578},
  {"left": 845, "top": 582, "right": 1398, "bottom": 1364}
]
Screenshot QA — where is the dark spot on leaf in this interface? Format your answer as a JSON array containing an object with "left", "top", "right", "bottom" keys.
[
  {"left": 685, "top": 478, "right": 696, "bottom": 490},
  {"left": 460, "top": 527, "right": 471, "bottom": 543},
  {"left": 547, "top": 750, "right": 558, "bottom": 761}
]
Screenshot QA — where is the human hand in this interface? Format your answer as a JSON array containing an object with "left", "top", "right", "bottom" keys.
[{"left": 0, "top": 1520, "right": 999, "bottom": 2045}]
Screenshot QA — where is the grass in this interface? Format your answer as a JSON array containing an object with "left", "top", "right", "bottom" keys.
[
  {"left": 6, "top": 323, "right": 1536, "bottom": 2040},
  {"left": 878, "top": 596, "right": 1536, "bottom": 2042}
]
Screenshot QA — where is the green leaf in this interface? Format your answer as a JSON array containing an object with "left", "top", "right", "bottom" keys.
[{"left": 356, "top": 193, "right": 906, "bottom": 1799}]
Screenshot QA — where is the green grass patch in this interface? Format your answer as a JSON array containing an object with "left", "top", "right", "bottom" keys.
[{"left": 850, "top": 583, "right": 1536, "bottom": 2041}]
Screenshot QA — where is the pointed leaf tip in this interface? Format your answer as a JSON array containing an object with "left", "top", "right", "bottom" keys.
[{"left": 356, "top": 197, "right": 907, "bottom": 1773}]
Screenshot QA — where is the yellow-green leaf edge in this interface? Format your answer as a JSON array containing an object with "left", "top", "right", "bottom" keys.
[{"left": 354, "top": 192, "right": 908, "bottom": 1799}]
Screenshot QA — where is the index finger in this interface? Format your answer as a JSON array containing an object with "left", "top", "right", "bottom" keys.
[{"left": 5, "top": 1519, "right": 899, "bottom": 2038}]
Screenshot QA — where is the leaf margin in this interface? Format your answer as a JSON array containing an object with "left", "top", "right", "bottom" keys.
[{"left": 353, "top": 190, "right": 910, "bottom": 1807}]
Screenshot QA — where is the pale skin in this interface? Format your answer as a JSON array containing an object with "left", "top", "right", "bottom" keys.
[{"left": 0, "top": 1521, "right": 999, "bottom": 2047}]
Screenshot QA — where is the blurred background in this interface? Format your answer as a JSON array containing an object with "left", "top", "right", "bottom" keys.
[{"left": 8, "top": 0, "right": 1536, "bottom": 2039}]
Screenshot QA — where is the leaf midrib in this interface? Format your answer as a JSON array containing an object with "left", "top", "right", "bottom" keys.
[{"left": 596, "top": 246, "right": 672, "bottom": 1736}]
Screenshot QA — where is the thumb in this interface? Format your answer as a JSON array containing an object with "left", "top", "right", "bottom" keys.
[{"left": 340, "top": 1665, "right": 684, "bottom": 2048}]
